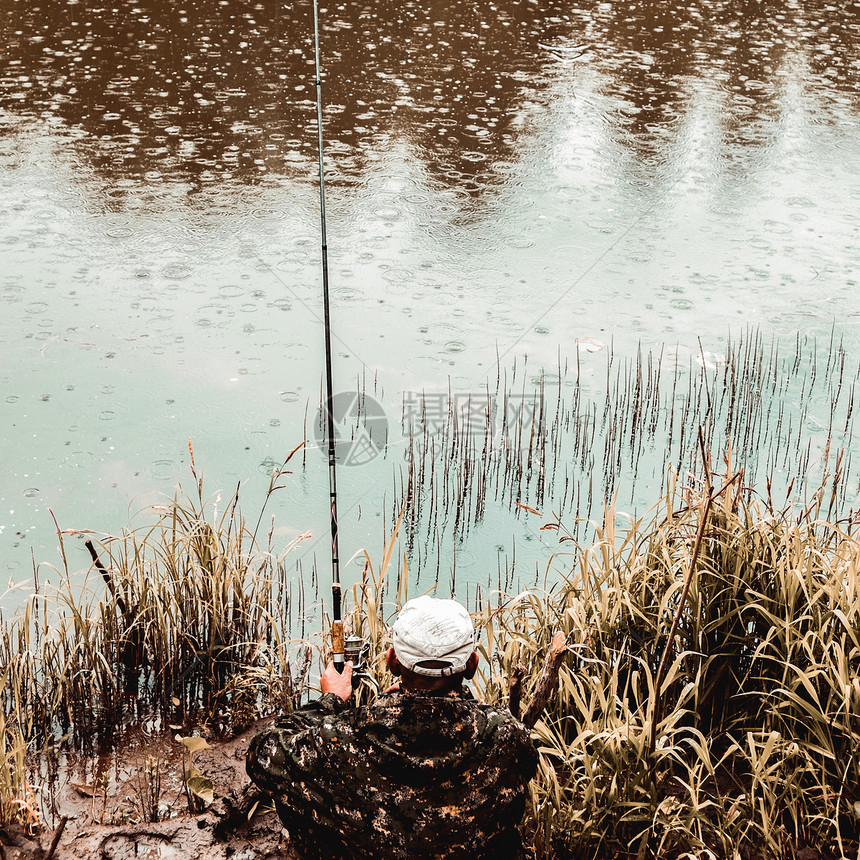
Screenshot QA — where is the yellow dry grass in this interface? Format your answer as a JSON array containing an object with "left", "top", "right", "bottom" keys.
[{"left": 3, "top": 456, "right": 860, "bottom": 857}]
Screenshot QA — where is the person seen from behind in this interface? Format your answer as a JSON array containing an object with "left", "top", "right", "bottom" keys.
[{"left": 246, "top": 595, "right": 538, "bottom": 859}]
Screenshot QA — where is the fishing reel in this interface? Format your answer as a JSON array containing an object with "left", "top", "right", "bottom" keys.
[
  {"left": 344, "top": 634, "right": 379, "bottom": 695},
  {"left": 344, "top": 634, "right": 369, "bottom": 668}
]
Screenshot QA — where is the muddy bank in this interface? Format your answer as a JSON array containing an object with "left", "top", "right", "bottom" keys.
[
  {"left": 1, "top": 810, "right": 291, "bottom": 860},
  {"left": 1, "top": 721, "right": 297, "bottom": 860}
]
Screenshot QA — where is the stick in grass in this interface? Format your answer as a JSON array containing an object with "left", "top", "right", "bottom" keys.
[
  {"left": 44, "top": 815, "right": 68, "bottom": 860},
  {"left": 85, "top": 539, "right": 128, "bottom": 616},
  {"left": 508, "top": 662, "right": 526, "bottom": 720},
  {"left": 649, "top": 429, "right": 742, "bottom": 753},
  {"left": 521, "top": 632, "right": 568, "bottom": 729}
]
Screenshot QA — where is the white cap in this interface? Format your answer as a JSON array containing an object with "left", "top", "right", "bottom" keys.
[{"left": 391, "top": 596, "right": 475, "bottom": 677}]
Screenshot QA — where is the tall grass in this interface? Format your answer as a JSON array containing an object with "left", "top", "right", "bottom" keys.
[
  {"left": 0, "top": 447, "right": 311, "bottom": 773},
  {"left": 4, "top": 442, "right": 860, "bottom": 858},
  {"left": 336, "top": 460, "right": 860, "bottom": 858},
  {"left": 0, "top": 702, "right": 36, "bottom": 830},
  {"left": 466, "top": 473, "right": 860, "bottom": 858}
]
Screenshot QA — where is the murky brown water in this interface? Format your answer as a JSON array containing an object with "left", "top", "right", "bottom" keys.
[
  {"left": 3, "top": 0, "right": 859, "bottom": 188},
  {"left": 2, "top": 0, "right": 860, "bottom": 607}
]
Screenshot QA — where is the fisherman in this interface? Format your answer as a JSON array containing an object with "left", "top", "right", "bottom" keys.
[{"left": 246, "top": 595, "right": 538, "bottom": 859}]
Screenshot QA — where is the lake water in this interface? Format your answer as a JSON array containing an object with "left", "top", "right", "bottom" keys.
[{"left": 2, "top": 0, "right": 860, "bottom": 613}]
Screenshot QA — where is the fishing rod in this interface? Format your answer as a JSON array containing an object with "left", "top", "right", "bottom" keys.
[
  {"left": 312, "top": 0, "right": 344, "bottom": 673},
  {"left": 311, "top": 0, "right": 376, "bottom": 692}
]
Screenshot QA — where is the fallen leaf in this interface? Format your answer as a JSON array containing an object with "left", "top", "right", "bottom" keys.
[
  {"left": 176, "top": 734, "right": 211, "bottom": 753},
  {"left": 185, "top": 772, "right": 214, "bottom": 806}
]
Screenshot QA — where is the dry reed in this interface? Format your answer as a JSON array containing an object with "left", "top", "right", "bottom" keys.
[
  {"left": 0, "top": 447, "right": 312, "bottom": 827},
  {"left": 3, "top": 325, "right": 860, "bottom": 858},
  {"left": 317, "top": 451, "right": 860, "bottom": 858}
]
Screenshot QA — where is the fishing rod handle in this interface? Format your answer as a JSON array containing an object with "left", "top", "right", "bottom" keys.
[{"left": 331, "top": 619, "right": 346, "bottom": 672}]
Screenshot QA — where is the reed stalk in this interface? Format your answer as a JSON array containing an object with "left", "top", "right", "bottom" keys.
[{"left": 3, "top": 437, "right": 860, "bottom": 857}]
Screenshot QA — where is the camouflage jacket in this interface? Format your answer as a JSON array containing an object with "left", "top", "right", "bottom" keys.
[{"left": 246, "top": 687, "right": 538, "bottom": 860}]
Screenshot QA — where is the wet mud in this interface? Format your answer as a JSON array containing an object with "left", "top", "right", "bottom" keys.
[{"left": 1, "top": 721, "right": 297, "bottom": 860}]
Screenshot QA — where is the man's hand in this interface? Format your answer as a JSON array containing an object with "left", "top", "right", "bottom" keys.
[{"left": 320, "top": 660, "right": 353, "bottom": 701}]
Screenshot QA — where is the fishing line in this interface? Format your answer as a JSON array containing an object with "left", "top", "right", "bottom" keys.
[
  {"left": 496, "top": 184, "right": 677, "bottom": 364},
  {"left": 312, "top": 0, "right": 345, "bottom": 671}
]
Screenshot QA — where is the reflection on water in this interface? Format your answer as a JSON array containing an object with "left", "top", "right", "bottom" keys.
[
  {"left": 2, "top": 0, "right": 575, "bottom": 192},
  {"left": 1, "top": 0, "right": 860, "bottom": 608},
  {"left": 1, "top": 0, "right": 858, "bottom": 190}
]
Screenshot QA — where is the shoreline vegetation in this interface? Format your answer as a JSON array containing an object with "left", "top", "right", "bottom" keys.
[{"left": 4, "top": 449, "right": 860, "bottom": 858}]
